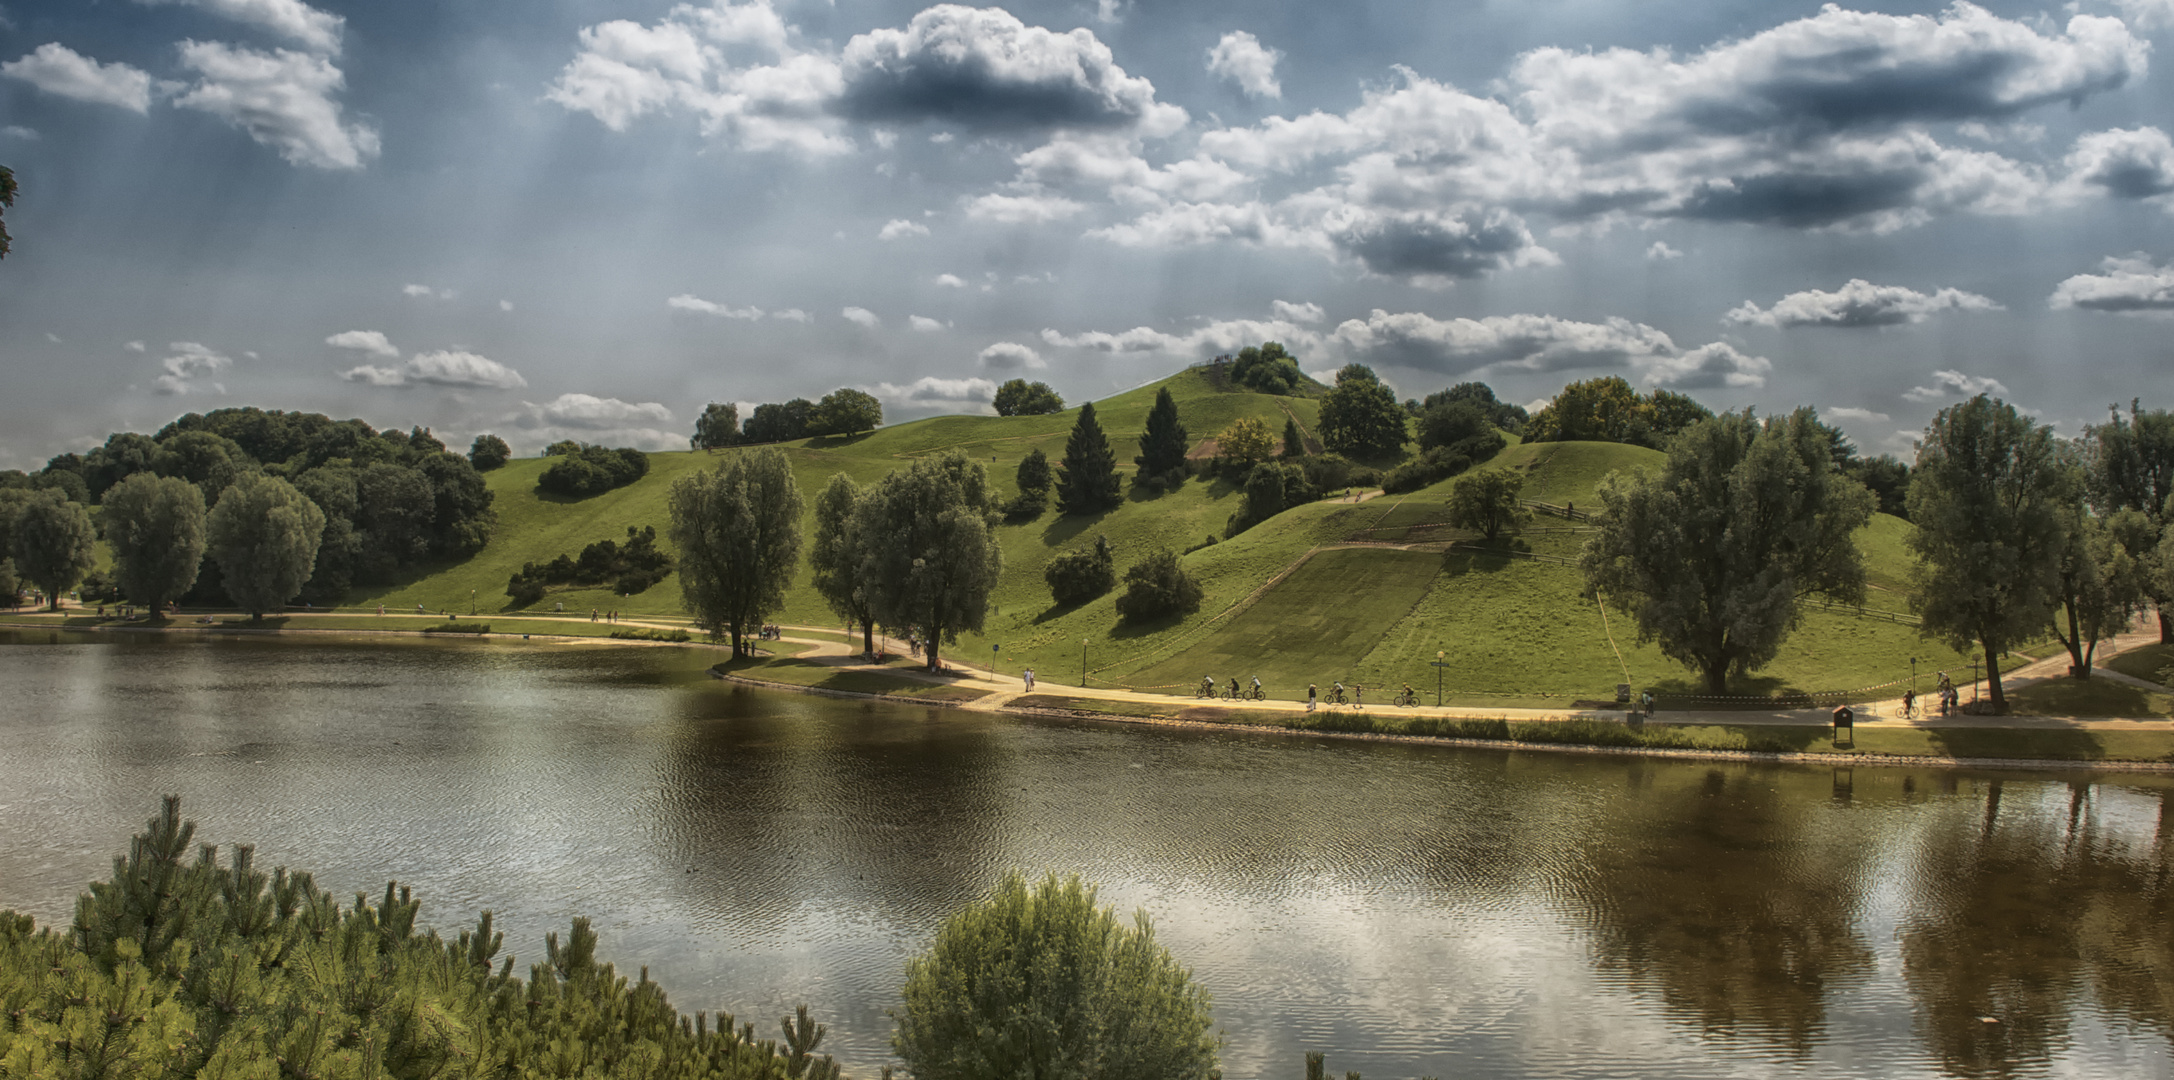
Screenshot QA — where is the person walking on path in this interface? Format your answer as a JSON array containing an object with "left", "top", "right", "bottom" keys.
[
  {"left": 1023, "top": 667, "right": 1035, "bottom": 692},
  {"left": 1902, "top": 689, "right": 1916, "bottom": 719},
  {"left": 1308, "top": 683, "right": 1318, "bottom": 712}
]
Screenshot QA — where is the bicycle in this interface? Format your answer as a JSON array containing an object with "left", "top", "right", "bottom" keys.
[
  {"left": 1197, "top": 679, "right": 1217, "bottom": 699},
  {"left": 1329, "top": 686, "right": 1347, "bottom": 706},
  {"left": 1394, "top": 687, "right": 1418, "bottom": 708},
  {"left": 1247, "top": 685, "right": 1266, "bottom": 701}
]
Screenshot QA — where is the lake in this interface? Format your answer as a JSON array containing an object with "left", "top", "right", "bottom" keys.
[{"left": 0, "top": 629, "right": 2168, "bottom": 1079}]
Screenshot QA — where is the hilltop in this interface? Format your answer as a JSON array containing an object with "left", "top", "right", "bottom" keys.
[{"left": 351, "top": 369, "right": 1978, "bottom": 704}]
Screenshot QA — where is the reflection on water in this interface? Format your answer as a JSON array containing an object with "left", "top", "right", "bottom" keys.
[{"left": 0, "top": 630, "right": 2169, "bottom": 1079}]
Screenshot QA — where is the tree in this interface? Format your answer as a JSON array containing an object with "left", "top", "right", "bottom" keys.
[
  {"left": 810, "top": 473, "right": 878, "bottom": 656},
  {"left": 1282, "top": 417, "right": 1306, "bottom": 458},
  {"left": 1209, "top": 417, "right": 1270, "bottom": 469},
  {"left": 1227, "top": 342, "right": 1303, "bottom": 394},
  {"left": 1447, "top": 467, "right": 1530, "bottom": 543},
  {"left": 9, "top": 490, "right": 95, "bottom": 610},
  {"left": 2052, "top": 502, "right": 2140, "bottom": 678},
  {"left": 2085, "top": 401, "right": 2174, "bottom": 641},
  {"left": 1135, "top": 387, "right": 1190, "bottom": 479},
  {"left": 742, "top": 399, "right": 814, "bottom": 443},
  {"left": 1316, "top": 364, "right": 1409, "bottom": 458},
  {"left": 857, "top": 452, "right": 1003, "bottom": 673},
  {"left": 668, "top": 447, "right": 805, "bottom": 657},
  {"left": 0, "top": 164, "right": 15, "bottom": 259},
  {"left": 1425, "top": 381, "right": 1529, "bottom": 433},
  {"left": 207, "top": 474, "right": 326, "bottom": 619},
  {"left": 1417, "top": 398, "right": 1493, "bottom": 452},
  {"left": 1907, "top": 395, "right": 2067, "bottom": 711},
  {"left": 1045, "top": 534, "right": 1116, "bottom": 606},
  {"left": 992, "top": 379, "right": 1065, "bottom": 416},
  {"left": 1115, "top": 548, "right": 1203, "bottom": 622},
  {"left": 468, "top": 433, "right": 511, "bottom": 471},
  {"left": 692, "top": 402, "right": 741, "bottom": 450},
  {"left": 893, "top": 871, "right": 1220, "bottom": 1080},
  {"left": 1582, "top": 409, "right": 1874, "bottom": 695},
  {"left": 1843, "top": 454, "right": 1911, "bottom": 518},
  {"left": 810, "top": 388, "right": 882, "bottom": 437},
  {"left": 101, "top": 474, "right": 207, "bottom": 615},
  {"left": 1008, "top": 448, "right": 1052, "bottom": 517},
  {"left": 1055, "top": 402, "right": 1122, "bottom": 515}
]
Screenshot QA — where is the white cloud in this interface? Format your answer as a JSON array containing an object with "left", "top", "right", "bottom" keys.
[
  {"left": 1330, "top": 310, "right": 1676, "bottom": 375},
  {"left": 1271, "top": 299, "right": 1324, "bottom": 323},
  {"left": 172, "top": 40, "right": 378, "bottom": 169},
  {"left": 934, "top": 273, "right": 966, "bottom": 288},
  {"left": 1903, "top": 369, "right": 2009, "bottom": 402},
  {"left": 1826, "top": 406, "right": 1892, "bottom": 423},
  {"left": 323, "top": 329, "right": 398, "bottom": 358},
  {"left": 1646, "top": 242, "right": 1684, "bottom": 260},
  {"left": 2048, "top": 253, "right": 2174, "bottom": 312},
  {"left": 965, "top": 192, "right": 1088, "bottom": 224},
  {"left": 1206, "top": 30, "right": 1282, "bottom": 99},
  {"left": 908, "top": 314, "right": 947, "bottom": 332},
  {"left": 2063, "top": 126, "right": 2174, "bottom": 202},
  {"left": 1725, "top": 280, "right": 2002, "bottom": 328},
  {"left": 840, "top": 306, "right": 880, "bottom": 327},
  {"left": 668, "top": 293, "right": 763, "bottom": 319},
  {"left": 499, "top": 299, "right": 514, "bottom": 312},
  {"left": 125, "top": 340, "right": 147, "bottom": 352},
  {"left": 509, "top": 393, "right": 679, "bottom": 450},
  {"left": 978, "top": 341, "right": 1045, "bottom": 370},
  {"left": 138, "top": 0, "right": 344, "bottom": 55},
  {"left": 402, "top": 283, "right": 454, "bottom": 299},
  {"left": 873, "top": 375, "right": 1000, "bottom": 412},
  {"left": 155, "top": 342, "right": 233, "bottom": 395},
  {"left": 1042, "top": 316, "right": 1326, "bottom": 360},
  {"left": 772, "top": 307, "right": 811, "bottom": 322},
  {"left": 878, "top": 218, "right": 930, "bottom": 240},
  {"left": 0, "top": 124, "right": 34, "bottom": 140},
  {"left": 343, "top": 350, "right": 527, "bottom": 390},
  {"left": 1638, "top": 342, "right": 1772, "bottom": 389},
  {"left": 45, "top": 332, "right": 61, "bottom": 343},
  {"left": 1, "top": 43, "right": 153, "bottom": 111},
  {"left": 2100, "top": 0, "right": 2174, "bottom": 33}
]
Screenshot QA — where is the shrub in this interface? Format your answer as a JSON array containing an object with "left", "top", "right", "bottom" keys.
[
  {"left": 1182, "top": 533, "right": 1219, "bottom": 555},
  {"left": 1115, "top": 548, "right": 1202, "bottom": 622},
  {"left": 610, "top": 627, "right": 691, "bottom": 642},
  {"left": 1380, "top": 430, "right": 1504, "bottom": 494},
  {"left": 467, "top": 433, "right": 511, "bottom": 471},
  {"left": 1226, "top": 462, "right": 1318, "bottom": 536},
  {"left": 893, "top": 871, "right": 1220, "bottom": 1080},
  {"left": 1045, "top": 534, "right": 1117, "bottom": 605},
  {"left": 423, "top": 621, "right": 490, "bottom": 634},
  {"left": 537, "top": 444, "right": 649, "bottom": 497},
  {"left": 507, "top": 526, "right": 673, "bottom": 605}
]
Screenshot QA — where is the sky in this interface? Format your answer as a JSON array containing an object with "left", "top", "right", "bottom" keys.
[{"left": 5, "top": 0, "right": 2174, "bottom": 468}]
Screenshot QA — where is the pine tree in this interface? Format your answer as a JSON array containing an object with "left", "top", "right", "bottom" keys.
[
  {"left": 1056, "top": 402, "right": 1122, "bottom": 515},
  {"left": 1283, "top": 417, "right": 1305, "bottom": 458},
  {"left": 1134, "top": 388, "right": 1189, "bottom": 478}
]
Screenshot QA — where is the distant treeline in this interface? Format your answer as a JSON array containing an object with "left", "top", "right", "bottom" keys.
[{"left": 691, "top": 388, "right": 883, "bottom": 449}]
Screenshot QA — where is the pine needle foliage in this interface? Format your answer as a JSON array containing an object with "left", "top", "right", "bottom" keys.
[
  {"left": 0, "top": 797, "right": 839, "bottom": 1080},
  {"left": 1054, "top": 403, "right": 1122, "bottom": 516}
]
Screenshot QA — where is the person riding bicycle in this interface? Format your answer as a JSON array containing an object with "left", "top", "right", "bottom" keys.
[
  {"left": 1250, "top": 675, "right": 1262, "bottom": 699},
  {"left": 1201, "top": 675, "right": 1216, "bottom": 698},
  {"left": 1401, "top": 682, "right": 1416, "bottom": 706},
  {"left": 1332, "top": 680, "right": 1346, "bottom": 705},
  {"left": 1229, "top": 676, "right": 1241, "bottom": 699}
]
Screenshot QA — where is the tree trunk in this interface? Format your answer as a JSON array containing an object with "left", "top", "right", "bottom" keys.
[
  {"left": 926, "top": 627, "right": 941, "bottom": 673},
  {"left": 2062, "top": 604, "right": 2088, "bottom": 678},
  {"left": 1702, "top": 657, "right": 1728, "bottom": 697},
  {"left": 1984, "top": 642, "right": 2005, "bottom": 712},
  {"left": 2161, "top": 607, "right": 2173, "bottom": 645},
  {"left": 862, "top": 618, "right": 874, "bottom": 657}
]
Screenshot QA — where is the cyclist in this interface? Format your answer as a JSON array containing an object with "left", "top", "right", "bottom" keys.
[
  {"left": 1332, "top": 681, "right": 1346, "bottom": 705},
  {"left": 1228, "top": 676, "right": 1241, "bottom": 700},
  {"left": 1250, "top": 675, "right": 1263, "bottom": 700},
  {"left": 1200, "top": 675, "right": 1216, "bottom": 698}
]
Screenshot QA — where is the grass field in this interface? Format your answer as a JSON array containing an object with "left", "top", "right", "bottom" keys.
[
  {"left": 2104, "top": 642, "right": 2174, "bottom": 686},
  {"left": 304, "top": 366, "right": 2056, "bottom": 711},
  {"left": 2006, "top": 675, "right": 2174, "bottom": 719}
]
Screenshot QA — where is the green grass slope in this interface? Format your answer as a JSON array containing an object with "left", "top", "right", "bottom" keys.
[{"left": 349, "top": 370, "right": 1979, "bottom": 706}]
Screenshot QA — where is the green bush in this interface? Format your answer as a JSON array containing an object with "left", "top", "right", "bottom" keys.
[
  {"left": 422, "top": 621, "right": 490, "bottom": 634},
  {"left": 1115, "top": 548, "right": 1203, "bottom": 623},
  {"left": 537, "top": 444, "right": 649, "bottom": 497},
  {"left": 611, "top": 627, "right": 692, "bottom": 642},
  {"left": 1380, "top": 432, "right": 1504, "bottom": 494},
  {"left": 893, "top": 870, "right": 1220, "bottom": 1080},
  {"left": 0, "top": 798, "right": 838, "bottom": 1080},
  {"left": 1045, "top": 534, "right": 1117, "bottom": 606}
]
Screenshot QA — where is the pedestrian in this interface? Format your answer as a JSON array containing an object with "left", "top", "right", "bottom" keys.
[
  {"left": 1307, "top": 683, "right": 1318, "bottom": 712},
  {"left": 1023, "top": 667, "right": 1035, "bottom": 692},
  {"left": 1902, "top": 689, "right": 1916, "bottom": 719},
  {"left": 1640, "top": 689, "right": 1654, "bottom": 717}
]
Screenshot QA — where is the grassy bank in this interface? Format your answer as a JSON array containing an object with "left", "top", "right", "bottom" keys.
[{"left": 714, "top": 653, "right": 992, "bottom": 703}]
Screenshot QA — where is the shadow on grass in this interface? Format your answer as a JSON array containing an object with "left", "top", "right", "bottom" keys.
[
  {"left": 802, "top": 432, "right": 875, "bottom": 451},
  {"left": 1108, "top": 609, "right": 1186, "bottom": 641},
  {"left": 1038, "top": 510, "right": 1107, "bottom": 550},
  {"left": 1927, "top": 727, "right": 2106, "bottom": 761},
  {"left": 1030, "top": 595, "right": 1102, "bottom": 626}
]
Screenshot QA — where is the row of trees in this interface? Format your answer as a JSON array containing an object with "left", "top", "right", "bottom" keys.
[
  {"left": 690, "top": 389, "right": 884, "bottom": 450},
  {"left": 1580, "top": 394, "right": 2174, "bottom": 710},
  {"left": 538, "top": 442, "right": 650, "bottom": 497}
]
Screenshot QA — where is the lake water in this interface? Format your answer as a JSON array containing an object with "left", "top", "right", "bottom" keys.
[{"left": 1, "top": 629, "right": 2169, "bottom": 1079}]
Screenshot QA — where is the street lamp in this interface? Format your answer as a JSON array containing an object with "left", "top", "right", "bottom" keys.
[
  {"left": 1436, "top": 649, "right": 1445, "bottom": 707},
  {"left": 470, "top": 589, "right": 475, "bottom": 616}
]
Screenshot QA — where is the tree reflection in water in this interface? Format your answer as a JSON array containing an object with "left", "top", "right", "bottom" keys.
[{"left": 1902, "top": 780, "right": 2174, "bottom": 1079}]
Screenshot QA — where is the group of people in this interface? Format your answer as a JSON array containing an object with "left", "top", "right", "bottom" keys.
[
  {"left": 1900, "top": 672, "right": 1962, "bottom": 719},
  {"left": 756, "top": 624, "right": 784, "bottom": 641}
]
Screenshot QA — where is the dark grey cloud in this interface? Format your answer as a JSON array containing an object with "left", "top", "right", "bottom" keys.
[
  {"left": 1328, "top": 210, "right": 1547, "bottom": 281},
  {"left": 2065, "top": 127, "right": 2174, "bottom": 201}
]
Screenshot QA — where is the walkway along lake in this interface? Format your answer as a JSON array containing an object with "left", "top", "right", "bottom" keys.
[{"left": 1, "top": 629, "right": 2169, "bottom": 1079}]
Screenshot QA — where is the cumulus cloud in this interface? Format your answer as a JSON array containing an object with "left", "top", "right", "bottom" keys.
[
  {"left": 1331, "top": 310, "right": 1677, "bottom": 375},
  {"left": 878, "top": 218, "right": 930, "bottom": 240},
  {"left": 1638, "top": 342, "right": 1772, "bottom": 389},
  {"left": 125, "top": 340, "right": 148, "bottom": 353},
  {"left": 1725, "top": 279, "right": 2002, "bottom": 327},
  {"left": 2048, "top": 253, "right": 2174, "bottom": 312},
  {"left": 837, "top": 5, "right": 1184, "bottom": 135},
  {"left": 840, "top": 306, "right": 880, "bottom": 327},
  {"left": 0, "top": 125, "right": 34, "bottom": 140},
  {"left": 2063, "top": 126, "right": 2174, "bottom": 201},
  {"left": 964, "top": 192, "right": 1088, "bottom": 224},
  {"left": 510, "top": 393, "right": 679, "bottom": 450},
  {"left": 1, "top": 43, "right": 153, "bottom": 111},
  {"left": 139, "top": 0, "right": 344, "bottom": 54},
  {"left": 772, "top": 308, "right": 812, "bottom": 322},
  {"left": 908, "top": 315, "right": 947, "bottom": 332},
  {"left": 342, "top": 350, "right": 527, "bottom": 390},
  {"left": 872, "top": 375, "right": 999, "bottom": 412},
  {"left": 1328, "top": 208, "right": 1557, "bottom": 283},
  {"left": 1826, "top": 406, "right": 1892, "bottom": 423},
  {"left": 171, "top": 40, "right": 378, "bottom": 169},
  {"left": 1206, "top": 30, "right": 1281, "bottom": 99},
  {"left": 935, "top": 273, "right": 966, "bottom": 288},
  {"left": 1903, "top": 368, "right": 2009, "bottom": 402},
  {"left": 155, "top": 342, "right": 233, "bottom": 395},
  {"left": 402, "top": 283, "right": 453, "bottom": 299},
  {"left": 1271, "top": 299, "right": 1324, "bottom": 323},
  {"left": 499, "top": 299, "right": 514, "bottom": 312},
  {"left": 1646, "top": 241, "right": 1684, "bottom": 260},
  {"left": 668, "top": 293, "right": 763, "bottom": 319},
  {"left": 1042, "top": 317, "right": 1326, "bottom": 360},
  {"left": 978, "top": 341, "right": 1045, "bottom": 369},
  {"left": 324, "top": 329, "right": 398, "bottom": 358}
]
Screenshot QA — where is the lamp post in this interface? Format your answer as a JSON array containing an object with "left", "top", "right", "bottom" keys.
[
  {"left": 469, "top": 589, "right": 475, "bottom": 616},
  {"left": 1436, "top": 649, "right": 1445, "bottom": 707},
  {"left": 1081, "top": 638, "right": 1088, "bottom": 687}
]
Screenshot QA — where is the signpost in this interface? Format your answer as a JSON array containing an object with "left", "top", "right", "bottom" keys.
[
  {"left": 1432, "top": 650, "right": 1450, "bottom": 707},
  {"left": 992, "top": 643, "right": 999, "bottom": 680}
]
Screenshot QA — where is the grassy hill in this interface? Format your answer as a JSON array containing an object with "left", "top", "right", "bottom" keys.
[{"left": 351, "top": 370, "right": 1980, "bottom": 704}]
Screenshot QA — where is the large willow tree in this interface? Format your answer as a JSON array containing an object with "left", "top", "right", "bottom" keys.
[
  {"left": 1581, "top": 408, "right": 1873, "bottom": 695},
  {"left": 856, "top": 452, "right": 1003, "bottom": 673},
  {"left": 668, "top": 447, "right": 804, "bottom": 657},
  {"left": 102, "top": 472, "right": 207, "bottom": 615},
  {"left": 206, "top": 474, "right": 325, "bottom": 620}
]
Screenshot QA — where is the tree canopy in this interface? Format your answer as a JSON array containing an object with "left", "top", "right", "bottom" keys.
[
  {"left": 1223, "top": 343, "right": 1305, "bottom": 395},
  {"left": 1526, "top": 378, "right": 1712, "bottom": 449},
  {"left": 1908, "top": 395, "right": 2068, "bottom": 710},
  {"left": 2085, "top": 400, "right": 2174, "bottom": 642},
  {"left": 1054, "top": 402, "right": 1122, "bottom": 515},
  {"left": 9, "top": 489, "right": 95, "bottom": 610},
  {"left": 207, "top": 474, "right": 326, "bottom": 619},
  {"left": 809, "top": 388, "right": 882, "bottom": 437},
  {"left": 1134, "top": 387, "right": 1190, "bottom": 480},
  {"left": 102, "top": 473, "right": 207, "bottom": 615},
  {"left": 1316, "top": 364, "right": 1410, "bottom": 459},
  {"left": 668, "top": 448, "right": 805, "bottom": 656},
  {"left": 692, "top": 402, "right": 741, "bottom": 450},
  {"left": 1582, "top": 408, "right": 1873, "bottom": 695},
  {"left": 1215, "top": 416, "right": 1275, "bottom": 467},
  {"left": 1446, "top": 467, "right": 1530, "bottom": 543},
  {"left": 992, "top": 379, "right": 1065, "bottom": 416},
  {"left": 810, "top": 473, "right": 878, "bottom": 655},
  {"left": 467, "top": 433, "right": 511, "bottom": 471},
  {"left": 1115, "top": 548, "right": 1204, "bottom": 622},
  {"left": 856, "top": 452, "right": 1003, "bottom": 672}
]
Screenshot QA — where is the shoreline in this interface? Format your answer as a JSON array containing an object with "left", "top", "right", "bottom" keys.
[{"left": 11, "top": 616, "right": 2172, "bottom": 776}]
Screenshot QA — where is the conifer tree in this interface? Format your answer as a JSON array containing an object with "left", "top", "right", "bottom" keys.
[
  {"left": 1283, "top": 417, "right": 1305, "bottom": 458},
  {"left": 1055, "top": 402, "right": 1122, "bottom": 514},
  {"left": 1134, "top": 387, "right": 1189, "bottom": 479}
]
